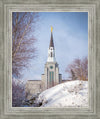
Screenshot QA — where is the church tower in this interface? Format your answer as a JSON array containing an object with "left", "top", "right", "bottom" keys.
[
  {"left": 47, "top": 26, "right": 56, "bottom": 62},
  {"left": 41, "top": 27, "right": 62, "bottom": 89}
]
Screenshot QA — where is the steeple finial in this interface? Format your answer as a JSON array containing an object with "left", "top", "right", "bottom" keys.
[{"left": 51, "top": 26, "right": 53, "bottom": 32}]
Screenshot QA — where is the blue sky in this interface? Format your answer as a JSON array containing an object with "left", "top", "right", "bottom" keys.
[{"left": 23, "top": 12, "right": 88, "bottom": 80}]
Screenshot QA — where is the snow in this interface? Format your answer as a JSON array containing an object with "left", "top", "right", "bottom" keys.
[{"left": 37, "top": 80, "right": 88, "bottom": 107}]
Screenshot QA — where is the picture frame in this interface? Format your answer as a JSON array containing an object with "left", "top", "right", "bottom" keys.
[{"left": 0, "top": 0, "right": 100, "bottom": 119}]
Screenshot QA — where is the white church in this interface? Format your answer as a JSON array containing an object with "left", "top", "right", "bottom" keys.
[
  {"left": 25, "top": 27, "right": 63, "bottom": 99},
  {"left": 41, "top": 26, "right": 62, "bottom": 89}
]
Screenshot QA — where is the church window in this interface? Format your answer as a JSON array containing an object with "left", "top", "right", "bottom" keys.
[
  {"left": 49, "top": 71, "right": 54, "bottom": 83},
  {"left": 52, "top": 72, "right": 54, "bottom": 81},
  {"left": 51, "top": 52, "right": 52, "bottom": 57}
]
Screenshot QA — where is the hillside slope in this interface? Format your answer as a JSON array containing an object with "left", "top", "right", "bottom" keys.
[{"left": 37, "top": 80, "right": 88, "bottom": 107}]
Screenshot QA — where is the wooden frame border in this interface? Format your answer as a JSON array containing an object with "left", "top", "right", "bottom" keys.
[{"left": 0, "top": 0, "right": 99, "bottom": 119}]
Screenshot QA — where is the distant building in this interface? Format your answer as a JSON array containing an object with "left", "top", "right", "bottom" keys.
[
  {"left": 25, "top": 80, "right": 41, "bottom": 99},
  {"left": 25, "top": 27, "right": 62, "bottom": 99}
]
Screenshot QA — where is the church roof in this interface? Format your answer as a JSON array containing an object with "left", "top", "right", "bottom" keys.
[{"left": 49, "top": 32, "right": 54, "bottom": 48}]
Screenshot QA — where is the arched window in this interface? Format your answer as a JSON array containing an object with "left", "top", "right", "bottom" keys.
[
  {"left": 49, "top": 71, "right": 54, "bottom": 87},
  {"left": 51, "top": 52, "right": 52, "bottom": 57}
]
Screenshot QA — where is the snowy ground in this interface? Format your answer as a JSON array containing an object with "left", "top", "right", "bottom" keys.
[{"left": 37, "top": 80, "right": 88, "bottom": 107}]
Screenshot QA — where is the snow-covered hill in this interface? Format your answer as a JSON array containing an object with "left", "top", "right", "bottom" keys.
[{"left": 37, "top": 80, "right": 88, "bottom": 107}]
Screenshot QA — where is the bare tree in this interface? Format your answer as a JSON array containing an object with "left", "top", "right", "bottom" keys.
[
  {"left": 65, "top": 57, "right": 88, "bottom": 81},
  {"left": 12, "top": 12, "right": 38, "bottom": 78},
  {"left": 12, "top": 78, "right": 25, "bottom": 107}
]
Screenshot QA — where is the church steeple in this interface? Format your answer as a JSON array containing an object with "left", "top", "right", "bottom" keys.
[
  {"left": 47, "top": 26, "right": 56, "bottom": 62},
  {"left": 41, "top": 26, "right": 62, "bottom": 89},
  {"left": 49, "top": 26, "right": 54, "bottom": 48}
]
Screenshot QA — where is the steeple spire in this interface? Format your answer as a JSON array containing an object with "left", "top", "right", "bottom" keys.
[
  {"left": 49, "top": 26, "right": 54, "bottom": 48},
  {"left": 47, "top": 26, "right": 56, "bottom": 62}
]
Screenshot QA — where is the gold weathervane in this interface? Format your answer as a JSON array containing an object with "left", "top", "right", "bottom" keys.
[{"left": 51, "top": 26, "right": 53, "bottom": 32}]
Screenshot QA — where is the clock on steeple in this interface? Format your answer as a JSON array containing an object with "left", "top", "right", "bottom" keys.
[{"left": 50, "top": 66, "right": 53, "bottom": 69}]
